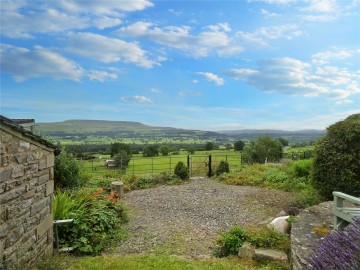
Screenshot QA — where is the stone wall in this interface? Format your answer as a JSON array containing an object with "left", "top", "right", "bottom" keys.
[{"left": 0, "top": 125, "right": 55, "bottom": 270}]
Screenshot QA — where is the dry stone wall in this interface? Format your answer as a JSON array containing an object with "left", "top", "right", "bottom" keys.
[{"left": 0, "top": 126, "right": 55, "bottom": 270}]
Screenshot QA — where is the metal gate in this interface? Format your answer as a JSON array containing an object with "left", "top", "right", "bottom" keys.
[{"left": 188, "top": 155, "right": 212, "bottom": 177}]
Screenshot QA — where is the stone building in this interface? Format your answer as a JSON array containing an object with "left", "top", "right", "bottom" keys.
[{"left": 0, "top": 116, "right": 58, "bottom": 270}]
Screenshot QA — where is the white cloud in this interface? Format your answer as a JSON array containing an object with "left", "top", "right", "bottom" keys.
[
  {"left": 117, "top": 21, "right": 242, "bottom": 57},
  {"left": 150, "top": 88, "right": 162, "bottom": 93},
  {"left": 301, "top": 0, "right": 338, "bottom": 13},
  {"left": 66, "top": 32, "right": 158, "bottom": 68},
  {"left": 197, "top": 72, "right": 224, "bottom": 86},
  {"left": 312, "top": 48, "right": 356, "bottom": 65},
  {"left": 237, "top": 24, "right": 303, "bottom": 47},
  {"left": 192, "top": 80, "right": 199, "bottom": 84},
  {"left": 87, "top": 70, "right": 117, "bottom": 82},
  {"left": 335, "top": 99, "right": 354, "bottom": 105},
  {"left": 225, "top": 57, "right": 360, "bottom": 99},
  {"left": 121, "top": 95, "right": 152, "bottom": 103},
  {"left": 0, "top": 44, "right": 84, "bottom": 81},
  {"left": 0, "top": 0, "right": 153, "bottom": 38},
  {"left": 260, "top": 9, "right": 279, "bottom": 18}
]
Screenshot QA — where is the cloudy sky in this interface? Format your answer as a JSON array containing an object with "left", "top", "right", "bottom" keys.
[{"left": 1, "top": 0, "right": 359, "bottom": 130}]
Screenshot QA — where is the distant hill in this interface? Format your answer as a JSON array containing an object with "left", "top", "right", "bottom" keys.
[
  {"left": 36, "top": 119, "right": 224, "bottom": 138},
  {"left": 35, "top": 120, "right": 325, "bottom": 143}
]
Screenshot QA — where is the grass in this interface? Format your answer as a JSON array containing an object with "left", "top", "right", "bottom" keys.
[{"left": 36, "top": 254, "right": 289, "bottom": 270}]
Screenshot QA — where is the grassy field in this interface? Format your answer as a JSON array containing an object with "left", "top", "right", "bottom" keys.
[{"left": 81, "top": 150, "right": 242, "bottom": 177}]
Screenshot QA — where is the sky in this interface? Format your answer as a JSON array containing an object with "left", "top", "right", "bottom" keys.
[{"left": 1, "top": 0, "right": 359, "bottom": 131}]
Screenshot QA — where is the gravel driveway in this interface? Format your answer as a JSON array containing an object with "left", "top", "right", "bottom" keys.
[{"left": 115, "top": 177, "right": 295, "bottom": 257}]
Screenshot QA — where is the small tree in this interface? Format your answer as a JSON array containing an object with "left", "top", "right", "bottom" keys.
[
  {"left": 215, "top": 160, "right": 230, "bottom": 176},
  {"left": 311, "top": 114, "right": 360, "bottom": 199},
  {"left": 174, "top": 161, "right": 189, "bottom": 180},
  {"left": 160, "top": 145, "right": 170, "bottom": 156},
  {"left": 110, "top": 142, "right": 132, "bottom": 158},
  {"left": 187, "top": 147, "right": 195, "bottom": 154},
  {"left": 143, "top": 145, "right": 159, "bottom": 157},
  {"left": 234, "top": 140, "right": 245, "bottom": 151},
  {"left": 54, "top": 151, "right": 83, "bottom": 189},
  {"left": 278, "top": 138, "right": 289, "bottom": 147},
  {"left": 205, "top": 142, "right": 215, "bottom": 151},
  {"left": 242, "top": 136, "right": 283, "bottom": 164},
  {"left": 114, "top": 150, "right": 131, "bottom": 170}
]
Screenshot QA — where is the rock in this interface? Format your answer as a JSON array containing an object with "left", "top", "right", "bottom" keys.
[
  {"left": 268, "top": 216, "right": 290, "bottom": 234},
  {"left": 276, "top": 210, "right": 287, "bottom": 217},
  {"left": 254, "top": 249, "right": 288, "bottom": 263},
  {"left": 238, "top": 242, "right": 255, "bottom": 259}
]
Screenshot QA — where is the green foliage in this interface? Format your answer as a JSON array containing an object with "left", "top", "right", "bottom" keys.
[
  {"left": 247, "top": 227, "right": 290, "bottom": 251},
  {"left": 54, "top": 151, "right": 84, "bottom": 189},
  {"left": 242, "top": 136, "right": 283, "bottom": 164},
  {"left": 214, "top": 226, "right": 250, "bottom": 257},
  {"left": 187, "top": 147, "right": 195, "bottom": 154},
  {"left": 311, "top": 114, "right": 360, "bottom": 199},
  {"left": 292, "top": 159, "right": 312, "bottom": 178},
  {"left": 277, "top": 138, "right": 289, "bottom": 147},
  {"left": 292, "top": 186, "right": 322, "bottom": 208},
  {"left": 205, "top": 141, "right": 215, "bottom": 150},
  {"left": 234, "top": 140, "right": 245, "bottom": 151},
  {"left": 114, "top": 150, "right": 131, "bottom": 169},
  {"left": 110, "top": 142, "right": 132, "bottom": 158},
  {"left": 143, "top": 145, "right": 159, "bottom": 157},
  {"left": 160, "top": 145, "right": 170, "bottom": 156},
  {"left": 215, "top": 160, "right": 230, "bottom": 176},
  {"left": 174, "top": 161, "right": 189, "bottom": 180},
  {"left": 53, "top": 188, "right": 128, "bottom": 254}
]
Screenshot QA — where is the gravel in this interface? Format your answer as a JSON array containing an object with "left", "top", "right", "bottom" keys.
[{"left": 115, "top": 177, "right": 295, "bottom": 257}]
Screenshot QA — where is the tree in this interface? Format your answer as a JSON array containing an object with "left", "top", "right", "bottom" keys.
[
  {"left": 215, "top": 160, "right": 230, "bottom": 176},
  {"left": 54, "top": 150, "right": 83, "bottom": 189},
  {"left": 278, "top": 138, "right": 289, "bottom": 147},
  {"left": 114, "top": 150, "right": 131, "bottom": 170},
  {"left": 187, "top": 147, "right": 195, "bottom": 154},
  {"left": 205, "top": 142, "right": 215, "bottom": 151},
  {"left": 110, "top": 143, "right": 132, "bottom": 158},
  {"left": 160, "top": 145, "right": 170, "bottom": 156},
  {"left": 311, "top": 114, "right": 360, "bottom": 199},
  {"left": 143, "top": 145, "right": 159, "bottom": 157},
  {"left": 174, "top": 161, "right": 189, "bottom": 180},
  {"left": 234, "top": 140, "right": 245, "bottom": 151},
  {"left": 242, "top": 136, "right": 283, "bottom": 164}
]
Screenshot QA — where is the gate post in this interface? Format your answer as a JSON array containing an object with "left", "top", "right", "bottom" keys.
[
  {"left": 187, "top": 155, "right": 190, "bottom": 174},
  {"left": 208, "top": 155, "right": 212, "bottom": 177}
]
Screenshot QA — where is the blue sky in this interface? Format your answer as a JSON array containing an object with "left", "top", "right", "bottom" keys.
[{"left": 1, "top": 0, "right": 359, "bottom": 130}]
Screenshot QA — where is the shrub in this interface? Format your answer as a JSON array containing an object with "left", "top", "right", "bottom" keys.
[
  {"left": 247, "top": 226, "right": 290, "bottom": 252},
  {"left": 174, "top": 161, "right": 189, "bottom": 180},
  {"left": 234, "top": 140, "right": 245, "bottom": 151},
  {"left": 292, "top": 159, "right": 312, "bottom": 178},
  {"left": 311, "top": 114, "right": 360, "bottom": 199},
  {"left": 215, "top": 160, "right": 230, "bottom": 176},
  {"left": 54, "top": 188, "right": 128, "bottom": 254},
  {"left": 213, "top": 226, "right": 249, "bottom": 257},
  {"left": 54, "top": 151, "right": 84, "bottom": 189},
  {"left": 306, "top": 218, "right": 360, "bottom": 269},
  {"left": 114, "top": 150, "right": 131, "bottom": 169},
  {"left": 143, "top": 145, "right": 159, "bottom": 157},
  {"left": 292, "top": 187, "right": 322, "bottom": 208}
]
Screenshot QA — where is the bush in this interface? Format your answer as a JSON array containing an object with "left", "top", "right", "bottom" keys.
[
  {"left": 114, "top": 150, "right": 131, "bottom": 169},
  {"left": 292, "top": 159, "right": 312, "bottom": 178},
  {"left": 215, "top": 160, "right": 230, "bottom": 176},
  {"left": 242, "top": 136, "right": 283, "bottom": 164},
  {"left": 174, "top": 161, "right": 189, "bottom": 180},
  {"left": 214, "top": 226, "right": 250, "bottom": 257},
  {"left": 306, "top": 218, "right": 360, "bottom": 269},
  {"left": 311, "top": 114, "right": 360, "bottom": 199},
  {"left": 54, "top": 151, "right": 84, "bottom": 189},
  {"left": 54, "top": 188, "right": 128, "bottom": 254},
  {"left": 247, "top": 226, "right": 290, "bottom": 251}
]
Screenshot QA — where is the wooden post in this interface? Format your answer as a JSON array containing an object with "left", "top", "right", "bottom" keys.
[{"left": 111, "top": 181, "right": 124, "bottom": 198}]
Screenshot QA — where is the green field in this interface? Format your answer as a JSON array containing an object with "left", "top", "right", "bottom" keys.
[{"left": 80, "top": 150, "right": 242, "bottom": 177}]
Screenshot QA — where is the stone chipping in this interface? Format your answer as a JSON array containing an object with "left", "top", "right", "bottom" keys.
[{"left": 115, "top": 177, "right": 296, "bottom": 257}]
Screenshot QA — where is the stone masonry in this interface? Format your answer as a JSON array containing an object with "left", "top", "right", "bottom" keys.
[{"left": 0, "top": 118, "right": 56, "bottom": 270}]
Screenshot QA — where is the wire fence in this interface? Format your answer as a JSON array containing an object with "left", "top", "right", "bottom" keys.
[{"left": 79, "top": 151, "right": 313, "bottom": 177}]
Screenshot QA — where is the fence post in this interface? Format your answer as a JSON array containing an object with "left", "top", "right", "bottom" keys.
[
  {"left": 111, "top": 181, "right": 124, "bottom": 198},
  {"left": 92, "top": 159, "right": 94, "bottom": 172},
  {"left": 152, "top": 158, "right": 154, "bottom": 176},
  {"left": 170, "top": 156, "right": 172, "bottom": 174},
  {"left": 187, "top": 155, "right": 190, "bottom": 174},
  {"left": 208, "top": 155, "right": 212, "bottom": 178}
]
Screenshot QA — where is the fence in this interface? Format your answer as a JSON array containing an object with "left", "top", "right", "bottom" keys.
[
  {"left": 80, "top": 154, "right": 242, "bottom": 177},
  {"left": 79, "top": 150, "right": 313, "bottom": 177}
]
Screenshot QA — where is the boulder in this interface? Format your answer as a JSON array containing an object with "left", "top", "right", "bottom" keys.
[
  {"left": 254, "top": 249, "right": 288, "bottom": 263},
  {"left": 268, "top": 216, "right": 290, "bottom": 234},
  {"left": 238, "top": 242, "right": 255, "bottom": 259}
]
